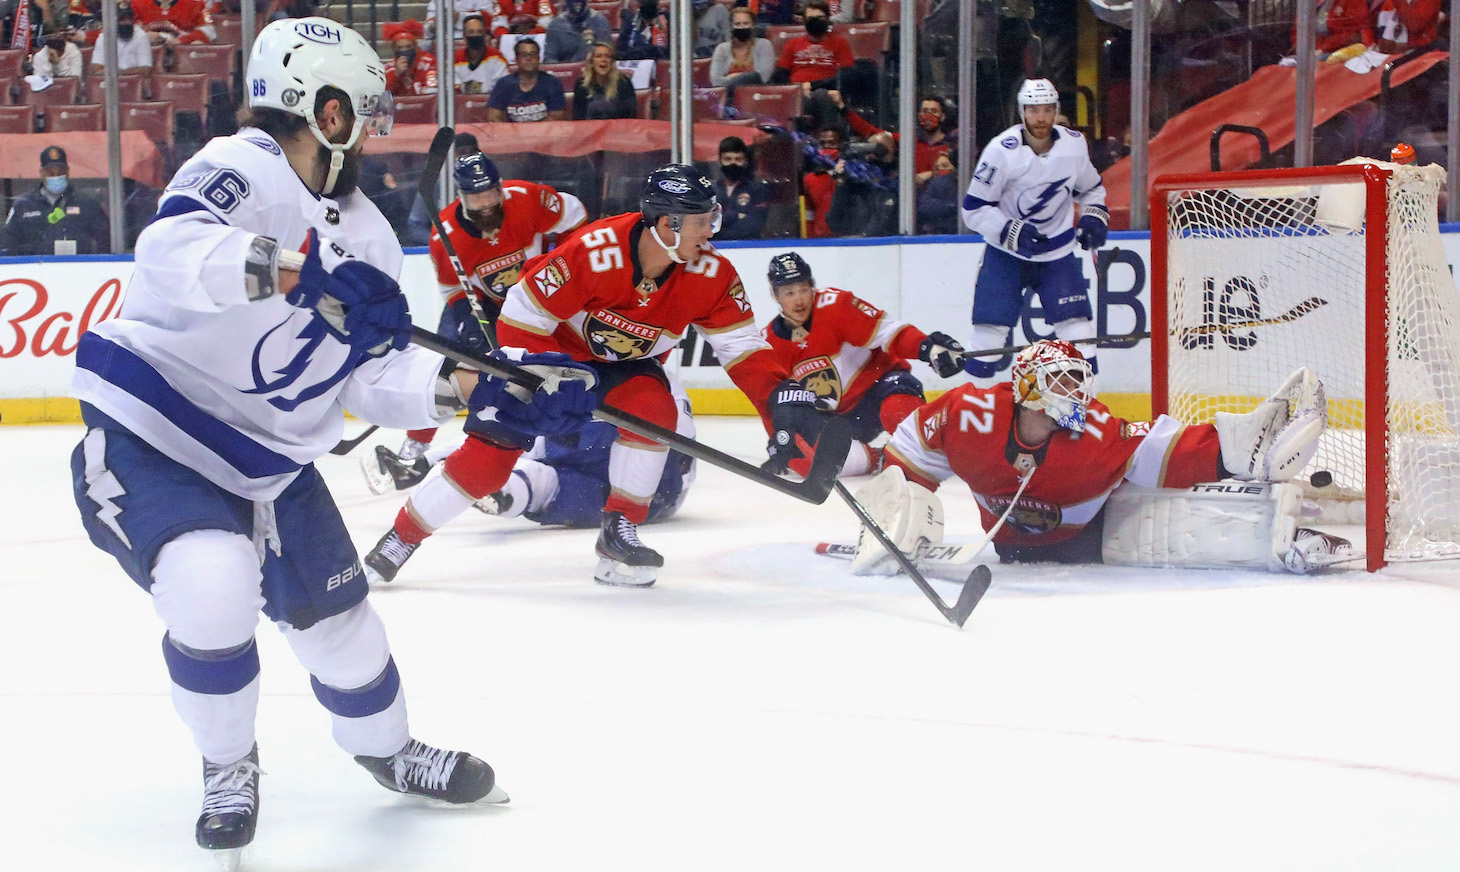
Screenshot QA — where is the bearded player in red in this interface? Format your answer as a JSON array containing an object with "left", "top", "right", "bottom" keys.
[
  {"left": 363, "top": 150, "right": 588, "bottom": 491},
  {"left": 861, "top": 340, "right": 1353, "bottom": 574},
  {"left": 364, "top": 165, "right": 828, "bottom": 587},
  {"left": 760, "top": 251, "right": 964, "bottom": 479}
]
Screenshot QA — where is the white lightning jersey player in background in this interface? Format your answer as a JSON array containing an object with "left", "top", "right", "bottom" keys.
[
  {"left": 960, "top": 77, "right": 1109, "bottom": 379},
  {"left": 63, "top": 16, "right": 595, "bottom": 869}
]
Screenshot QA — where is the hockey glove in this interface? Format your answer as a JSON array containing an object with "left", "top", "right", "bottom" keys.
[
  {"left": 448, "top": 293, "right": 496, "bottom": 353},
  {"left": 763, "top": 379, "right": 827, "bottom": 475},
  {"left": 918, "top": 331, "right": 966, "bottom": 378},
  {"left": 1075, "top": 205, "right": 1110, "bottom": 250},
  {"left": 465, "top": 349, "right": 599, "bottom": 450},
  {"left": 1001, "top": 219, "right": 1047, "bottom": 257},
  {"left": 289, "top": 229, "right": 411, "bottom": 355}
]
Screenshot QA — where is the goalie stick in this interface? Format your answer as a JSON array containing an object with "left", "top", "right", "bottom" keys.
[
  {"left": 1176, "top": 296, "right": 1329, "bottom": 338},
  {"left": 833, "top": 481, "right": 990, "bottom": 628},
  {"left": 959, "top": 331, "right": 1152, "bottom": 360},
  {"left": 815, "top": 540, "right": 985, "bottom": 581}
]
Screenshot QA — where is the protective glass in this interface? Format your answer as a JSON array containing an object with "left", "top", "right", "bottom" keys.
[{"left": 363, "top": 91, "right": 394, "bottom": 137}]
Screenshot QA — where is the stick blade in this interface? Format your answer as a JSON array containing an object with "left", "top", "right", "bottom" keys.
[
  {"left": 948, "top": 564, "right": 991, "bottom": 628},
  {"left": 794, "top": 417, "right": 853, "bottom": 504},
  {"left": 427, "top": 126, "right": 455, "bottom": 159}
]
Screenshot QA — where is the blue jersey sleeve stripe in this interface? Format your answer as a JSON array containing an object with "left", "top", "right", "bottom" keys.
[
  {"left": 963, "top": 195, "right": 997, "bottom": 210},
  {"left": 76, "top": 333, "right": 302, "bottom": 480},
  {"left": 151, "top": 194, "right": 225, "bottom": 226}
]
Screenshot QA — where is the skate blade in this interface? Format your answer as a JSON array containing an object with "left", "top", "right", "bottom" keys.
[
  {"left": 594, "top": 558, "right": 656, "bottom": 587},
  {"left": 482, "top": 783, "right": 510, "bottom": 804},
  {"left": 208, "top": 847, "right": 244, "bottom": 872},
  {"left": 360, "top": 454, "right": 394, "bottom": 495}
]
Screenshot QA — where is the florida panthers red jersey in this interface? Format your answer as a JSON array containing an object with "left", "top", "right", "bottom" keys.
[
  {"left": 885, "top": 383, "right": 1223, "bottom": 546},
  {"left": 497, "top": 212, "right": 786, "bottom": 406},
  {"left": 430, "top": 180, "right": 585, "bottom": 305},
  {"left": 761, "top": 288, "right": 925, "bottom": 411}
]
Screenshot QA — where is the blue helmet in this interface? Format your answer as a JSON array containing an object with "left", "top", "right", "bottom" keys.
[
  {"left": 454, "top": 152, "right": 501, "bottom": 194},
  {"left": 640, "top": 163, "right": 718, "bottom": 226},
  {"left": 767, "top": 251, "right": 813, "bottom": 289}
]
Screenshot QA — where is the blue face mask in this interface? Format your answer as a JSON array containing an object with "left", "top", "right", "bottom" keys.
[{"left": 44, "top": 175, "right": 67, "bottom": 195}]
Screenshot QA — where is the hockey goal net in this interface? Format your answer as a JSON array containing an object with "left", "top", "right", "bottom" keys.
[{"left": 1151, "top": 161, "right": 1460, "bottom": 572}]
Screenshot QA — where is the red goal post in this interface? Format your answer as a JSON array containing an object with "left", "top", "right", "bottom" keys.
[{"left": 1150, "top": 161, "right": 1460, "bottom": 572}]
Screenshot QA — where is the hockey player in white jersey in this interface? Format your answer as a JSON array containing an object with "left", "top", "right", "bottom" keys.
[
  {"left": 67, "top": 17, "right": 596, "bottom": 869},
  {"left": 961, "top": 78, "right": 1110, "bottom": 378}
]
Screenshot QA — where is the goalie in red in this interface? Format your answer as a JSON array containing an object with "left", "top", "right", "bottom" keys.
[
  {"left": 852, "top": 339, "right": 1354, "bottom": 575},
  {"left": 759, "top": 251, "right": 965, "bottom": 478}
]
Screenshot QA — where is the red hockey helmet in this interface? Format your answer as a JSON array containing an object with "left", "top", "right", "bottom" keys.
[{"left": 1011, "top": 340, "right": 1095, "bottom": 432}]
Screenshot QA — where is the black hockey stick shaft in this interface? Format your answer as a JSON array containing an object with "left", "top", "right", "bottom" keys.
[
  {"left": 411, "top": 326, "right": 853, "bottom": 505},
  {"left": 418, "top": 126, "right": 498, "bottom": 351},
  {"left": 960, "top": 331, "right": 1151, "bottom": 360},
  {"left": 832, "top": 481, "right": 989, "bottom": 628},
  {"left": 330, "top": 424, "right": 379, "bottom": 456}
]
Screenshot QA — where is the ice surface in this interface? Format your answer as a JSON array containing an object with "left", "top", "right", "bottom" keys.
[{"left": 5, "top": 418, "right": 1460, "bottom": 871}]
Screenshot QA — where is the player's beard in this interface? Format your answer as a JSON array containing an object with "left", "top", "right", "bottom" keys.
[
  {"left": 467, "top": 206, "right": 504, "bottom": 235},
  {"left": 318, "top": 142, "right": 364, "bottom": 198}
]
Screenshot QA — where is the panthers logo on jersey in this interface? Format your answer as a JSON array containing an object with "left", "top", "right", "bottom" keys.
[
  {"left": 584, "top": 309, "right": 660, "bottom": 360},
  {"left": 985, "top": 494, "right": 1062, "bottom": 535},
  {"left": 792, "top": 356, "right": 842, "bottom": 404},
  {"left": 476, "top": 256, "right": 524, "bottom": 302}
]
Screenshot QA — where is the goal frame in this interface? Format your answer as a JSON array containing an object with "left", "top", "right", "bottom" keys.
[{"left": 1150, "top": 163, "right": 1392, "bottom": 572}]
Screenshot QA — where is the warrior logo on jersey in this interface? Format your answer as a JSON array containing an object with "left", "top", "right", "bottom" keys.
[
  {"left": 532, "top": 256, "right": 571, "bottom": 297},
  {"left": 984, "top": 494, "right": 1061, "bottom": 535},
  {"left": 476, "top": 252, "right": 526, "bottom": 301},
  {"left": 793, "top": 356, "right": 842, "bottom": 403},
  {"left": 584, "top": 310, "right": 660, "bottom": 360}
]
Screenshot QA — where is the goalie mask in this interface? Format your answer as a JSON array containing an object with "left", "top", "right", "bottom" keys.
[{"left": 1011, "top": 340, "right": 1095, "bottom": 432}]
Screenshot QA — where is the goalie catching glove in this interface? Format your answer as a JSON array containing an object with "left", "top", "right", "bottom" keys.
[
  {"left": 464, "top": 349, "right": 599, "bottom": 450},
  {"left": 1215, "top": 367, "right": 1325, "bottom": 482}
]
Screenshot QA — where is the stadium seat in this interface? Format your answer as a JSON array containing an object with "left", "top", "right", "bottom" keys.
[
  {"left": 0, "top": 103, "right": 35, "bottom": 133},
  {"left": 82, "top": 74, "right": 149, "bottom": 104},
  {"left": 46, "top": 103, "right": 106, "bottom": 133},
  {"left": 542, "top": 63, "right": 580, "bottom": 92},
  {"left": 636, "top": 89, "right": 653, "bottom": 119},
  {"left": 152, "top": 73, "right": 209, "bottom": 127},
  {"left": 561, "top": 90, "right": 573, "bottom": 118},
  {"left": 455, "top": 92, "right": 492, "bottom": 123},
  {"left": 691, "top": 57, "right": 711, "bottom": 88},
  {"left": 392, "top": 94, "right": 437, "bottom": 124},
  {"left": 0, "top": 49, "right": 23, "bottom": 78},
  {"left": 589, "top": 2, "right": 621, "bottom": 30},
  {"left": 765, "top": 25, "right": 801, "bottom": 60},
  {"left": 120, "top": 100, "right": 175, "bottom": 147},
  {"left": 731, "top": 84, "right": 802, "bottom": 129},
  {"left": 22, "top": 77, "right": 81, "bottom": 112},
  {"left": 691, "top": 86, "right": 726, "bottom": 121},
  {"left": 213, "top": 15, "right": 244, "bottom": 47},
  {"left": 171, "top": 43, "right": 237, "bottom": 89},
  {"left": 843, "top": 22, "right": 890, "bottom": 61}
]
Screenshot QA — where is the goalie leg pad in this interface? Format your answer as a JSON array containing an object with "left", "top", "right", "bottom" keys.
[
  {"left": 1101, "top": 481, "right": 1302, "bottom": 572},
  {"left": 850, "top": 467, "right": 945, "bottom": 576}
]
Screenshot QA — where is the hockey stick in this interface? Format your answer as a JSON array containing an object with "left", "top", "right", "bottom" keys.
[
  {"left": 832, "top": 481, "right": 990, "bottom": 627},
  {"left": 1176, "top": 296, "right": 1329, "bottom": 337},
  {"left": 417, "top": 126, "right": 500, "bottom": 352},
  {"left": 959, "top": 330, "right": 1152, "bottom": 360},
  {"left": 411, "top": 326, "right": 854, "bottom": 505},
  {"left": 330, "top": 424, "right": 379, "bottom": 456}
]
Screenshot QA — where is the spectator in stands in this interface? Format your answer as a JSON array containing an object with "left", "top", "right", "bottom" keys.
[
  {"left": 131, "top": 0, "right": 214, "bottom": 45},
  {"left": 424, "top": 0, "right": 499, "bottom": 48},
  {"left": 713, "top": 135, "right": 769, "bottom": 240},
  {"left": 617, "top": 0, "right": 667, "bottom": 60},
  {"left": 90, "top": 2, "right": 152, "bottom": 75},
  {"left": 488, "top": 38, "right": 567, "bottom": 121},
  {"left": 691, "top": 0, "right": 727, "bottom": 58},
  {"left": 916, "top": 154, "right": 958, "bottom": 234},
  {"left": 572, "top": 41, "right": 636, "bottom": 119},
  {"left": 497, "top": 0, "right": 556, "bottom": 36},
  {"left": 773, "top": 0, "right": 853, "bottom": 96},
  {"left": 455, "top": 11, "right": 509, "bottom": 94},
  {"left": 1284, "top": 0, "right": 1371, "bottom": 64},
  {"left": 1333, "top": 0, "right": 1440, "bottom": 73},
  {"left": 801, "top": 127, "right": 840, "bottom": 237},
  {"left": 385, "top": 19, "right": 439, "bottom": 96},
  {"left": 749, "top": 0, "right": 795, "bottom": 26},
  {"left": 31, "top": 31, "right": 81, "bottom": 77},
  {"left": 0, "top": 1, "right": 48, "bottom": 51},
  {"left": 1, "top": 146, "right": 110, "bottom": 256},
  {"left": 544, "top": 0, "right": 609, "bottom": 63},
  {"left": 913, "top": 97, "right": 952, "bottom": 183},
  {"left": 710, "top": 6, "right": 774, "bottom": 92},
  {"left": 826, "top": 130, "right": 898, "bottom": 237}
]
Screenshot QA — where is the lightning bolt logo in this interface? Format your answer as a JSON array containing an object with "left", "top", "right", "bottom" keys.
[
  {"left": 1018, "top": 179, "right": 1069, "bottom": 222},
  {"left": 82, "top": 429, "right": 131, "bottom": 548}
]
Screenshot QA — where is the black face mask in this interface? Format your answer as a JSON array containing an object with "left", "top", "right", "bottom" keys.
[
  {"left": 731, "top": 26, "right": 753, "bottom": 42},
  {"left": 805, "top": 17, "right": 829, "bottom": 37},
  {"left": 395, "top": 48, "right": 416, "bottom": 67},
  {"left": 468, "top": 207, "right": 505, "bottom": 234},
  {"left": 640, "top": 0, "right": 658, "bottom": 17},
  {"left": 117, "top": 23, "right": 135, "bottom": 39},
  {"left": 720, "top": 162, "right": 749, "bottom": 182},
  {"left": 465, "top": 34, "right": 487, "bottom": 51}
]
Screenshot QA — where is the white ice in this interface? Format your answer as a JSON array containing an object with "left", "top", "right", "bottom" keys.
[{"left": 5, "top": 417, "right": 1460, "bottom": 871}]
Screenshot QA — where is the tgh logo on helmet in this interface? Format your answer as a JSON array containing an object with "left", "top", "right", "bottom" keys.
[
  {"left": 658, "top": 179, "right": 691, "bottom": 194},
  {"left": 294, "top": 20, "right": 342, "bottom": 43}
]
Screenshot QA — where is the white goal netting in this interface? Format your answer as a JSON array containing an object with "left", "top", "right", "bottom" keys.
[{"left": 1159, "top": 161, "right": 1460, "bottom": 565}]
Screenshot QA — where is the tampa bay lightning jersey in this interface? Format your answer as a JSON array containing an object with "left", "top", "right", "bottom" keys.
[
  {"left": 960, "top": 123, "right": 1106, "bottom": 263},
  {"left": 71, "top": 128, "right": 450, "bottom": 501}
]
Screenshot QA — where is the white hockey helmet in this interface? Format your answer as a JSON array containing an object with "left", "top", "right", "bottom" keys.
[
  {"left": 1017, "top": 77, "right": 1059, "bottom": 109},
  {"left": 246, "top": 17, "right": 392, "bottom": 193},
  {"left": 1012, "top": 340, "right": 1095, "bottom": 432}
]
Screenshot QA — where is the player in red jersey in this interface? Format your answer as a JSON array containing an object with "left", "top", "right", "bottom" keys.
[
  {"left": 869, "top": 340, "right": 1352, "bottom": 572},
  {"left": 759, "top": 251, "right": 964, "bottom": 478},
  {"left": 365, "top": 150, "right": 588, "bottom": 476},
  {"left": 131, "top": 0, "right": 215, "bottom": 44},
  {"left": 364, "top": 164, "right": 828, "bottom": 588}
]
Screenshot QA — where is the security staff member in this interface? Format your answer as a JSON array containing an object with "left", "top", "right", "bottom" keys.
[{"left": 1, "top": 145, "right": 111, "bottom": 255}]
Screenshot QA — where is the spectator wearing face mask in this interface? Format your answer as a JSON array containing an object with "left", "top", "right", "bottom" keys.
[
  {"left": 455, "top": 11, "right": 509, "bottom": 94},
  {"left": 801, "top": 127, "right": 841, "bottom": 237},
  {"left": 545, "top": 0, "right": 610, "bottom": 63},
  {"left": 86, "top": 5, "right": 152, "bottom": 74},
  {"left": 130, "top": 0, "right": 215, "bottom": 45},
  {"left": 713, "top": 136, "right": 769, "bottom": 240},
  {"left": 385, "top": 19, "right": 439, "bottom": 96},
  {"left": 1, "top": 145, "right": 110, "bottom": 255},
  {"left": 772, "top": 0, "right": 852, "bottom": 95},
  {"left": 618, "top": 0, "right": 668, "bottom": 60},
  {"left": 710, "top": 5, "right": 774, "bottom": 92},
  {"left": 423, "top": 0, "right": 500, "bottom": 48}
]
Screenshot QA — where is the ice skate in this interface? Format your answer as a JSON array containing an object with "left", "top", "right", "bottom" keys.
[
  {"left": 396, "top": 437, "right": 431, "bottom": 461},
  {"left": 1284, "top": 527, "right": 1357, "bottom": 573},
  {"left": 196, "top": 745, "right": 261, "bottom": 872},
  {"left": 594, "top": 511, "right": 662, "bottom": 587},
  {"left": 475, "top": 488, "right": 515, "bottom": 515},
  {"left": 355, "top": 738, "right": 508, "bottom": 804},
  {"left": 363, "top": 528, "right": 420, "bottom": 584},
  {"left": 361, "top": 445, "right": 430, "bottom": 495}
]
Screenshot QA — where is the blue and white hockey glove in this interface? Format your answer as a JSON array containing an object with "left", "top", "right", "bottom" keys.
[
  {"left": 1075, "top": 205, "right": 1110, "bottom": 250},
  {"left": 918, "top": 331, "right": 965, "bottom": 378},
  {"left": 448, "top": 293, "right": 495, "bottom": 353},
  {"left": 1001, "top": 219, "right": 1047, "bottom": 257},
  {"left": 763, "top": 379, "right": 827, "bottom": 474},
  {"left": 465, "top": 349, "right": 599, "bottom": 450},
  {"left": 289, "top": 229, "right": 412, "bottom": 355}
]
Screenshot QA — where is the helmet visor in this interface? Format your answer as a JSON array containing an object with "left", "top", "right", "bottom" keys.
[
  {"left": 363, "top": 90, "right": 394, "bottom": 137},
  {"left": 710, "top": 200, "right": 723, "bottom": 235}
]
